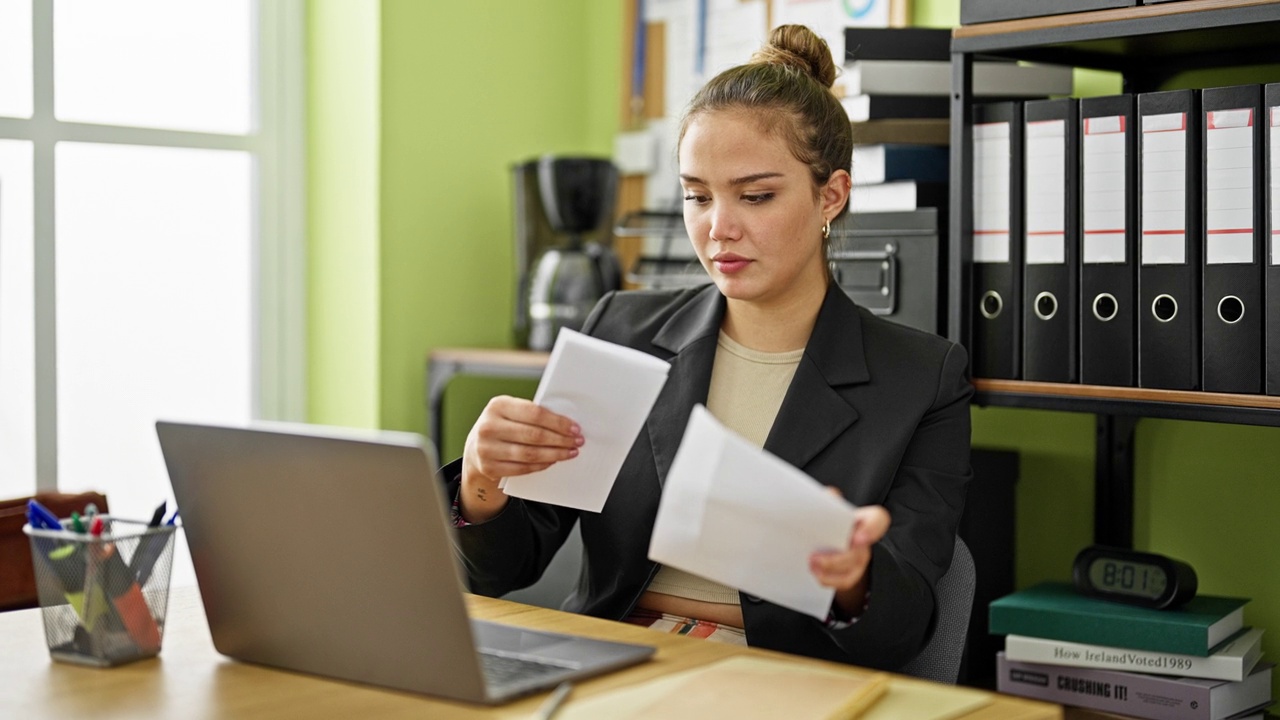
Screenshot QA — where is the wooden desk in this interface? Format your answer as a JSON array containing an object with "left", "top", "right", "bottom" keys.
[
  {"left": 425, "top": 348, "right": 550, "bottom": 453},
  {"left": 0, "top": 586, "right": 1060, "bottom": 719}
]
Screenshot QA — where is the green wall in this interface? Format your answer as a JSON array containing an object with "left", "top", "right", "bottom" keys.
[
  {"left": 309, "top": 0, "right": 1280, "bottom": 681},
  {"left": 378, "top": 0, "right": 622, "bottom": 447},
  {"left": 307, "top": 0, "right": 381, "bottom": 428}
]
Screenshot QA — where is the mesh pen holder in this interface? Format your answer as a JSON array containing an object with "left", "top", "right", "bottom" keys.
[{"left": 24, "top": 518, "right": 178, "bottom": 667}]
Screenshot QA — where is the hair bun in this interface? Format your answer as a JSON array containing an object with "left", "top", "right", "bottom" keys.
[{"left": 750, "top": 24, "right": 837, "bottom": 89}]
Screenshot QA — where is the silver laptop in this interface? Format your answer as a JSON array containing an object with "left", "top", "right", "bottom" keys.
[{"left": 155, "top": 419, "right": 654, "bottom": 704}]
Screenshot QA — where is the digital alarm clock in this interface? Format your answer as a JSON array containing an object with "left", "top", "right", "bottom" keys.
[{"left": 1071, "top": 545, "right": 1198, "bottom": 610}]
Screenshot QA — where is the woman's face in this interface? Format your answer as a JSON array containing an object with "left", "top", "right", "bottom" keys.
[{"left": 678, "top": 110, "right": 848, "bottom": 312}]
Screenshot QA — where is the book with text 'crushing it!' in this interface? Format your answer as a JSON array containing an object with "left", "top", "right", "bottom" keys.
[
  {"left": 997, "top": 653, "right": 1273, "bottom": 720},
  {"left": 989, "top": 582, "right": 1250, "bottom": 657}
]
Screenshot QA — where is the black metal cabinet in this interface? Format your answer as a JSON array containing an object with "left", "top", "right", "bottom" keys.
[{"left": 947, "top": 0, "right": 1280, "bottom": 547}]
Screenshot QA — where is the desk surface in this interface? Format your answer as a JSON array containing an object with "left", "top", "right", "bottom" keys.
[{"left": 0, "top": 586, "right": 1061, "bottom": 719}]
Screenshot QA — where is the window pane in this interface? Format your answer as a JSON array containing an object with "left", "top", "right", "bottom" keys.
[
  {"left": 0, "top": 140, "right": 35, "bottom": 498},
  {"left": 56, "top": 142, "right": 253, "bottom": 587},
  {"left": 54, "top": 0, "right": 253, "bottom": 134},
  {"left": 0, "top": 0, "right": 33, "bottom": 118}
]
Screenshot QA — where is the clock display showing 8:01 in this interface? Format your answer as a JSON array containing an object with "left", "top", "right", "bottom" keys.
[
  {"left": 1072, "top": 545, "right": 1198, "bottom": 609},
  {"left": 1088, "top": 557, "right": 1167, "bottom": 600}
]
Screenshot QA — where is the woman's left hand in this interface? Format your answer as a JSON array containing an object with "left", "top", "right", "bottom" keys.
[{"left": 809, "top": 496, "right": 891, "bottom": 617}]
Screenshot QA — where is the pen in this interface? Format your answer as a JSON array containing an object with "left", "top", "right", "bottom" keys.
[
  {"left": 146, "top": 501, "right": 167, "bottom": 528},
  {"left": 131, "top": 501, "right": 176, "bottom": 586},
  {"left": 536, "top": 682, "right": 572, "bottom": 720}
]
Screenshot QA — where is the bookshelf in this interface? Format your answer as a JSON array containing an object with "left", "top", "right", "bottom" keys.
[{"left": 948, "top": 0, "right": 1280, "bottom": 547}]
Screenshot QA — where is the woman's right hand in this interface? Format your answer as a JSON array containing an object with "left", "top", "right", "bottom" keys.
[{"left": 458, "top": 395, "right": 584, "bottom": 523}]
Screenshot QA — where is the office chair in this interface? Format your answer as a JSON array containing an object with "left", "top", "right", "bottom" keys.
[
  {"left": 1, "top": 491, "right": 109, "bottom": 612},
  {"left": 499, "top": 524, "right": 584, "bottom": 610},
  {"left": 898, "top": 535, "right": 977, "bottom": 684}
]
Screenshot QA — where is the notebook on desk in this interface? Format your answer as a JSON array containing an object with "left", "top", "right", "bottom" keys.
[{"left": 154, "top": 420, "right": 654, "bottom": 705}]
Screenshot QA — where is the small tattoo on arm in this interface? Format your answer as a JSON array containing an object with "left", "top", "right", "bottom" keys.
[{"left": 476, "top": 488, "right": 488, "bottom": 502}]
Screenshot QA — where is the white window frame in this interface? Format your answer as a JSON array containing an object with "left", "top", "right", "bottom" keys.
[{"left": 0, "top": 0, "right": 307, "bottom": 492}]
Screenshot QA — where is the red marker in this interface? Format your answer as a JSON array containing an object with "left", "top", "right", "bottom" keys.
[{"left": 92, "top": 539, "right": 161, "bottom": 653}]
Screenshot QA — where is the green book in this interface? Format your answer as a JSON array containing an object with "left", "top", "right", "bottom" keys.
[{"left": 989, "top": 582, "right": 1249, "bottom": 657}]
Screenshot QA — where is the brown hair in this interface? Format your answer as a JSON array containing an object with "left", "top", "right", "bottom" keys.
[{"left": 679, "top": 24, "right": 852, "bottom": 213}]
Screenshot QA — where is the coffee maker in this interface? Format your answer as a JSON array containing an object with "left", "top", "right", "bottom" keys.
[{"left": 511, "top": 156, "right": 621, "bottom": 351}]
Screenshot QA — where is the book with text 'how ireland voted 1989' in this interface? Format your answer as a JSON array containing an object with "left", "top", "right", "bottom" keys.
[
  {"left": 990, "top": 582, "right": 1249, "bottom": 656},
  {"left": 1004, "top": 627, "right": 1264, "bottom": 682},
  {"left": 997, "top": 653, "right": 1273, "bottom": 720}
]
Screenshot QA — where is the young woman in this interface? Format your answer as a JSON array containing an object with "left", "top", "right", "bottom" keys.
[{"left": 441, "top": 25, "right": 972, "bottom": 671}]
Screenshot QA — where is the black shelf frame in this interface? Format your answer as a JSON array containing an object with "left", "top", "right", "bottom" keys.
[
  {"left": 948, "top": 0, "right": 1280, "bottom": 548},
  {"left": 953, "top": 2, "right": 1280, "bottom": 90}
]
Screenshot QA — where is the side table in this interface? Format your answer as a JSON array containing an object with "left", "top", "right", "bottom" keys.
[{"left": 425, "top": 348, "right": 550, "bottom": 454}]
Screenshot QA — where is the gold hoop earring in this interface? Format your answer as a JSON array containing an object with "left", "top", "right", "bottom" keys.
[{"left": 822, "top": 220, "right": 831, "bottom": 240}]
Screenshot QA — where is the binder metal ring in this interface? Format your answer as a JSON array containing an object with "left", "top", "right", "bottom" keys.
[
  {"left": 1092, "top": 293, "right": 1118, "bottom": 322},
  {"left": 1033, "top": 292, "right": 1058, "bottom": 321},
  {"left": 1216, "top": 295, "right": 1245, "bottom": 325},
  {"left": 1152, "top": 294, "right": 1178, "bottom": 323},
  {"left": 979, "top": 290, "right": 1003, "bottom": 319}
]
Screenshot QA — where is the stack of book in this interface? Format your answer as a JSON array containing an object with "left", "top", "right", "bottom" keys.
[
  {"left": 839, "top": 26, "right": 1073, "bottom": 122},
  {"left": 990, "top": 582, "right": 1273, "bottom": 720},
  {"left": 840, "top": 27, "right": 1072, "bottom": 213},
  {"left": 849, "top": 143, "right": 949, "bottom": 213}
]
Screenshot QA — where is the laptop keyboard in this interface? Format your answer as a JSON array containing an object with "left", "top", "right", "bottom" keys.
[{"left": 479, "top": 651, "right": 577, "bottom": 687}]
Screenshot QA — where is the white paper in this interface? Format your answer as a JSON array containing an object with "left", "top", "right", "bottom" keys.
[
  {"left": 646, "top": 0, "right": 699, "bottom": 121},
  {"left": 773, "top": 0, "right": 844, "bottom": 71},
  {"left": 648, "top": 405, "right": 858, "bottom": 620},
  {"left": 500, "top": 329, "right": 670, "bottom": 513},
  {"left": 1206, "top": 109, "right": 1256, "bottom": 265},
  {"left": 1271, "top": 107, "right": 1280, "bottom": 266},
  {"left": 1024, "top": 119, "right": 1066, "bottom": 265},
  {"left": 973, "top": 121, "right": 1011, "bottom": 264},
  {"left": 705, "top": 0, "right": 767, "bottom": 81},
  {"left": 1141, "top": 112, "right": 1188, "bottom": 266},
  {"left": 1083, "top": 115, "right": 1127, "bottom": 265}
]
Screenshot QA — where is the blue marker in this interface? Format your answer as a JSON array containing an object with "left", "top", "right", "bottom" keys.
[
  {"left": 26, "top": 500, "right": 65, "bottom": 556},
  {"left": 26, "top": 499, "right": 64, "bottom": 531}
]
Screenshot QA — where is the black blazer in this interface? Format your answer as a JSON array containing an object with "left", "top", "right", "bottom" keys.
[{"left": 443, "top": 283, "right": 973, "bottom": 671}]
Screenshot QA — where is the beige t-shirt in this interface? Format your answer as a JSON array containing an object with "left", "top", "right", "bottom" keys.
[{"left": 645, "top": 331, "right": 804, "bottom": 605}]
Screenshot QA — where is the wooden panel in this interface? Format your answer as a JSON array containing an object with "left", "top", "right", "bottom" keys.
[
  {"left": 973, "top": 379, "right": 1280, "bottom": 410},
  {"left": 953, "top": 0, "right": 1279, "bottom": 39},
  {"left": 644, "top": 21, "right": 667, "bottom": 120},
  {"left": 615, "top": 174, "right": 648, "bottom": 290}
]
